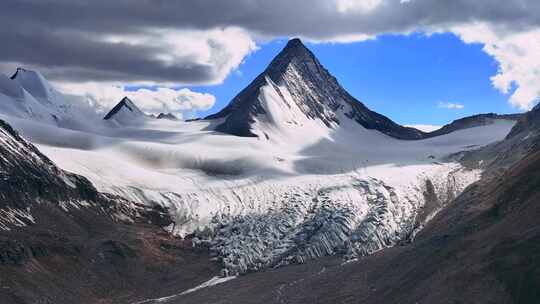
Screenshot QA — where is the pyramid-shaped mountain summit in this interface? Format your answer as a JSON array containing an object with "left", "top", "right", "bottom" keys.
[
  {"left": 206, "top": 38, "right": 425, "bottom": 140},
  {"left": 103, "top": 97, "right": 147, "bottom": 125}
]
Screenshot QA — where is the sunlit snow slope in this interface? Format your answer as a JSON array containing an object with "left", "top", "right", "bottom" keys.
[{"left": 0, "top": 40, "right": 517, "bottom": 275}]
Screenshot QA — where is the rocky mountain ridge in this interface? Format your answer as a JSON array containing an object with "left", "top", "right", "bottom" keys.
[{"left": 206, "top": 39, "right": 426, "bottom": 140}]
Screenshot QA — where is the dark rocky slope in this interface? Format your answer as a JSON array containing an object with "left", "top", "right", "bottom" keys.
[
  {"left": 0, "top": 119, "right": 218, "bottom": 304},
  {"left": 461, "top": 105, "right": 540, "bottom": 174}
]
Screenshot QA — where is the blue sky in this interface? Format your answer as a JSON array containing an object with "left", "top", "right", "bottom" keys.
[{"left": 184, "top": 32, "right": 519, "bottom": 126}]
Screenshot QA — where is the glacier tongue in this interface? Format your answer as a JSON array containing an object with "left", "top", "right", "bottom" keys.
[{"left": 202, "top": 165, "right": 479, "bottom": 275}]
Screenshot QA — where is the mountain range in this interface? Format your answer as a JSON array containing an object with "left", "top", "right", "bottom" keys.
[{"left": 0, "top": 39, "right": 537, "bottom": 304}]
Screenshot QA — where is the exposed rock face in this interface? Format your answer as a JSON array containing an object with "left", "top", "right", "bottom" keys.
[
  {"left": 103, "top": 97, "right": 147, "bottom": 124},
  {"left": 0, "top": 119, "right": 219, "bottom": 303},
  {"left": 0, "top": 119, "right": 89, "bottom": 215},
  {"left": 206, "top": 38, "right": 425, "bottom": 140},
  {"left": 505, "top": 105, "right": 540, "bottom": 140},
  {"left": 0, "top": 118, "right": 167, "bottom": 227},
  {"left": 157, "top": 112, "right": 179, "bottom": 120},
  {"left": 461, "top": 106, "right": 540, "bottom": 173},
  {"left": 0, "top": 116, "right": 171, "bottom": 247}
]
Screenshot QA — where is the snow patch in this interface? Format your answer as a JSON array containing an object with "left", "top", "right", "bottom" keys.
[
  {"left": 0, "top": 207, "right": 35, "bottom": 231},
  {"left": 132, "top": 276, "right": 236, "bottom": 303}
]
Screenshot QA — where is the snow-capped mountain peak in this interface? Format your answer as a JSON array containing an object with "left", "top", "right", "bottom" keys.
[
  {"left": 103, "top": 97, "right": 148, "bottom": 125},
  {"left": 156, "top": 112, "right": 179, "bottom": 120},
  {"left": 206, "top": 38, "right": 425, "bottom": 140},
  {"left": 10, "top": 67, "right": 58, "bottom": 104},
  {"left": 0, "top": 70, "right": 63, "bottom": 124}
]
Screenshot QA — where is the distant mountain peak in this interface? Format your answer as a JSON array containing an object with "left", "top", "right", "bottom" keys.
[
  {"left": 10, "top": 67, "right": 55, "bottom": 101},
  {"left": 0, "top": 68, "right": 70, "bottom": 124},
  {"left": 10, "top": 67, "right": 28, "bottom": 80},
  {"left": 156, "top": 112, "right": 179, "bottom": 120},
  {"left": 118, "top": 96, "right": 139, "bottom": 111},
  {"left": 103, "top": 97, "right": 145, "bottom": 122},
  {"left": 9, "top": 67, "right": 43, "bottom": 81},
  {"left": 206, "top": 38, "right": 425, "bottom": 140}
]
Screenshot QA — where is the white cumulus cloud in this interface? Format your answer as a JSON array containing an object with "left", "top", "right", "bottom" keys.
[
  {"left": 450, "top": 23, "right": 540, "bottom": 110},
  {"left": 101, "top": 27, "right": 258, "bottom": 86},
  {"left": 438, "top": 101, "right": 464, "bottom": 109},
  {"left": 57, "top": 82, "right": 215, "bottom": 117},
  {"left": 335, "top": 0, "right": 383, "bottom": 13}
]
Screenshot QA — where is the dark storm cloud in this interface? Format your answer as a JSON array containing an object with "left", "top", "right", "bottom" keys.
[
  {"left": 1, "top": 0, "right": 539, "bottom": 83},
  {"left": 0, "top": 26, "right": 215, "bottom": 83}
]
